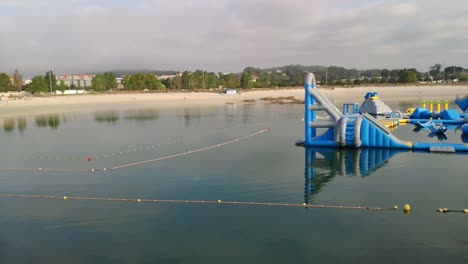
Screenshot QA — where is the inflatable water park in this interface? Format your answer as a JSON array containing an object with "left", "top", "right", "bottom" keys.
[{"left": 296, "top": 73, "right": 468, "bottom": 153}]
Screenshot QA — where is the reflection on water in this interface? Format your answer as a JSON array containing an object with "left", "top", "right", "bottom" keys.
[
  {"left": 123, "top": 109, "right": 159, "bottom": 121},
  {"left": 304, "top": 147, "right": 405, "bottom": 204},
  {"left": 17, "top": 117, "right": 27, "bottom": 133},
  {"left": 177, "top": 108, "right": 201, "bottom": 127},
  {"left": 35, "top": 115, "right": 61, "bottom": 129},
  {"left": 2, "top": 117, "right": 28, "bottom": 133},
  {"left": 3, "top": 118, "right": 15, "bottom": 133},
  {"left": 412, "top": 124, "right": 461, "bottom": 142},
  {"left": 462, "top": 135, "right": 468, "bottom": 143},
  {"left": 428, "top": 132, "right": 448, "bottom": 141},
  {"left": 94, "top": 111, "right": 119, "bottom": 125},
  {"left": 225, "top": 104, "right": 237, "bottom": 124}
]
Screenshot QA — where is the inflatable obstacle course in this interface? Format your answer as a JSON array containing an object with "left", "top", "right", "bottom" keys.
[{"left": 297, "top": 73, "right": 468, "bottom": 153}]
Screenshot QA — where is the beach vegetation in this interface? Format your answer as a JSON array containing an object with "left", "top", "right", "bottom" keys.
[
  {"left": 27, "top": 76, "right": 48, "bottom": 93},
  {"left": 398, "top": 69, "right": 419, "bottom": 83},
  {"left": 13, "top": 69, "right": 23, "bottom": 91},
  {"left": 240, "top": 71, "right": 253, "bottom": 88},
  {"left": 92, "top": 72, "right": 118, "bottom": 91},
  {"left": 0, "top": 73, "right": 13, "bottom": 92},
  {"left": 44, "top": 71, "right": 58, "bottom": 91},
  {"left": 221, "top": 73, "right": 239, "bottom": 88},
  {"left": 124, "top": 73, "right": 164, "bottom": 91},
  {"left": 59, "top": 80, "right": 67, "bottom": 93}
]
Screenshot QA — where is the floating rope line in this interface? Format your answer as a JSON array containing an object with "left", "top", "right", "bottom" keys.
[
  {"left": 0, "top": 128, "right": 270, "bottom": 172},
  {"left": 27, "top": 123, "right": 272, "bottom": 162},
  {"left": 0, "top": 194, "right": 396, "bottom": 211},
  {"left": 111, "top": 128, "right": 270, "bottom": 170},
  {"left": 436, "top": 208, "right": 468, "bottom": 214}
]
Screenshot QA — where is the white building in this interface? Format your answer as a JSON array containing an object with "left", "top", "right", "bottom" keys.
[{"left": 57, "top": 74, "right": 95, "bottom": 87}]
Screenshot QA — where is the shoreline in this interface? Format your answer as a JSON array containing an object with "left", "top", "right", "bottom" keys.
[{"left": 1, "top": 85, "right": 467, "bottom": 118}]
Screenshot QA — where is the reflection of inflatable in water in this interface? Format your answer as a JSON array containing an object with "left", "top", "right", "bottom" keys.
[
  {"left": 428, "top": 132, "right": 448, "bottom": 141},
  {"left": 413, "top": 120, "right": 448, "bottom": 141},
  {"left": 461, "top": 134, "right": 468, "bottom": 143},
  {"left": 303, "top": 147, "right": 404, "bottom": 204},
  {"left": 462, "top": 124, "right": 468, "bottom": 135},
  {"left": 415, "top": 120, "right": 447, "bottom": 133}
]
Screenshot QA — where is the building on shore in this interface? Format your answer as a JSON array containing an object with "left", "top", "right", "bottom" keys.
[
  {"left": 116, "top": 78, "right": 125, "bottom": 89},
  {"left": 157, "top": 74, "right": 178, "bottom": 80},
  {"left": 57, "top": 74, "right": 95, "bottom": 87}
]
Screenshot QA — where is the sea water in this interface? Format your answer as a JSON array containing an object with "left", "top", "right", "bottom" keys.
[{"left": 0, "top": 103, "right": 467, "bottom": 263}]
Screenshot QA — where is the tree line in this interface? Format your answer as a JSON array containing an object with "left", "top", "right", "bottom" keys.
[
  {"left": 0, "top": 69, "right": 23, "bottom": 92},
  {"left": 1, "top": 64, "right": 466, "bottom": 93},
  {"left": 238, "top": 64, "right": 467, "bottom": 88},
  {"left": 0, "top": 71, "right": 166, "bottom": 93}
]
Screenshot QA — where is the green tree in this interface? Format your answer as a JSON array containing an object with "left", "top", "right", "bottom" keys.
[
  {"left": 283, "top": 66, "right": 306, "bottom": 86},
  {"left": 28, "top": 76, "right": 48, "bottom": 93},
  {"left": 13, "top": 69, "right": 23, "bottom": 91},
  {"left": 398, "top": 70, "right": 418, "bottom": 83},
  {"left": 59, "top": 80, "right": 67, "bottom": 93},
  {"left": 255, "top": 72, "right": 271, "bottom": 88},
  {"left": 221, "top": 73, "right": 239, "bottom": 88},
  {"left": 0, "top": 73, "right": 12, "bottom": 92},
  {"left": 124, "top": 73, "right": 164, "bottom": 91},
  {"left": 44, "top": 71, "right": 58, "bottom": 92},
  {"left": 92, "top": 72, "right": 117, "bottom": 91},
  {"left": 103, "top": 72, "right": 118, "bottom": 89},
  {"left": 162, "top": 75, "right": 183, "bottom": 90},
  {"left": 181, "top": 71, "right": 192, "bottom": 90},
  {"left": 380, "top": 69, "right": 390, "bottom": 83},
  {"left": 429, "top": 64, "right": 442, "bottom": 80},
  {"left": 389, "top": 69, "right": 401, "bottom": 82},
  {"left": 205, "top": 72, "right": 219, "bottom": 89},
  {"left": 270, "top": 71, "right": 289, "bottom": 87},
  {"left": 444, "top": 66, "right": 464, "bottom": 80},
  {"left": 191, "top": 70, "right": 205, "bottom": 89},
  {"left": 91, "top": 75, "right": 105, "bottom": 91},
  {"left": 240, "top": 71, "right": 252, "bottom": 88}
]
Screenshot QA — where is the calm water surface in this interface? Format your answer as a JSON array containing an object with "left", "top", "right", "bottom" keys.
[{"left": 0, "top": 103, "right": 467, "bottom": 263}]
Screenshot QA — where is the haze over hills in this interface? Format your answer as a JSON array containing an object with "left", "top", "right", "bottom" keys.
[
  {"left": 86, "top": 65, "right": 377, "bottom": 77},
  {"left": 87, "top": 69, "right": 178, "bottom": 78}
]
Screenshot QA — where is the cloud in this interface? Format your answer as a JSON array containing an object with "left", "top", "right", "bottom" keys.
[{"left": 0, "top": 0, "right": 467, "bottom": 77}]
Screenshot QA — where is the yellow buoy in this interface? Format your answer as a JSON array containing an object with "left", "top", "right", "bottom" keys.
[
  {"left": 464, "top": 209, "right": 468, "bottom": 214},
  {"left": 403, "top": 204, "right": 411, "bottom": 212},
  {"left": 302, "top": 203, "right": 307, "bottom": 207},
  {"left": 217, "top": 200, "right": 222, "bottom": 204},
  {"left": 63, "top": 196, "right": 68, "bottom": 200},
  {"left": 393, "top": 205, "right": 398, "bottom": 210},
  {"left": 437, "top": 208, "right": 444, "bottom": 213},
  {"left": 137, "top": 199, "right": 141, "bottom": 203},
  {"left": 443, "top": 208, "right": 448, "bottom": 213}
]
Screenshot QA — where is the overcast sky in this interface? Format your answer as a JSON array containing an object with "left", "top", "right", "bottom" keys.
[{"left": 1, "top": 0, "right": 467, "bottom": 77}]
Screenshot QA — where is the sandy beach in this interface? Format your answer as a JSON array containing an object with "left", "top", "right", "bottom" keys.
[{"left": 1, "top": 85, "right": 467, "bottom": 118}]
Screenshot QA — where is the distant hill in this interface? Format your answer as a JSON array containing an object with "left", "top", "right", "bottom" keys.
[{"left": 261, "top": 64, "right": 327, "bottom": 73}]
